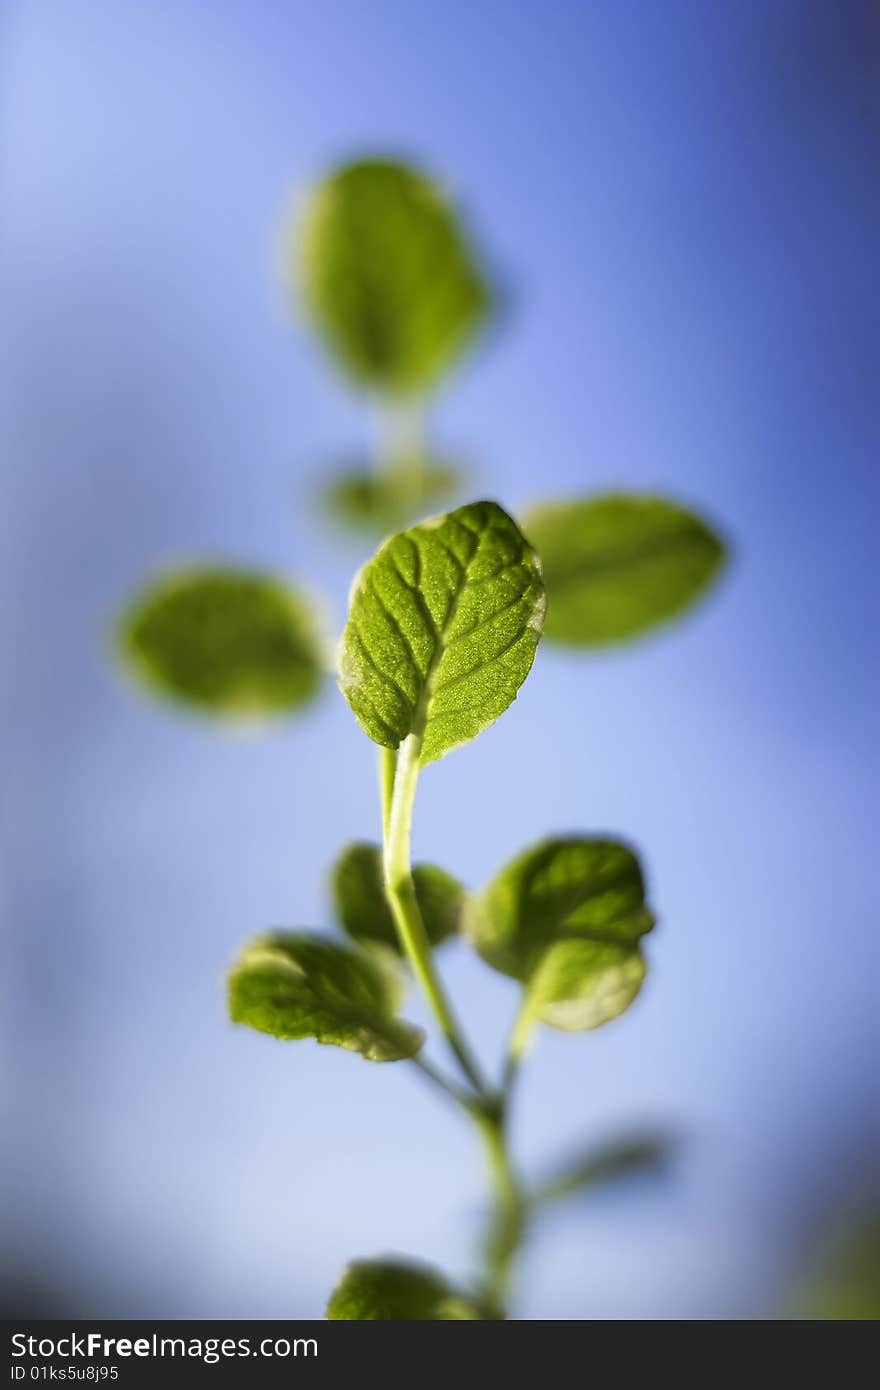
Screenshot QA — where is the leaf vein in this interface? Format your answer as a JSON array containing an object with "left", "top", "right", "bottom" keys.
[
  {"left": 353, "top": 631, "right": 414, "bottom": 716},
  {"left": 445, "top": 590, "right": 526, "bottom": 648},
  {"left": 430, "top": 627, "right": 529, "bottom": 700},
  {"left": 369, "top": 580, "right": 425, "bottom": 677}
]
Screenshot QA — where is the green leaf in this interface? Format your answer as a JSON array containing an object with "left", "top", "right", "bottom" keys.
[
  {"left": 326, "top": 1258, "right": 485, "bottom": 1320},
  {"left": 466, "top": 836, "right": 653, "bottom": 980},
  {"left": 298, "top": 158, "right": 492, "bottom": 394},
  {"left": 525, "top": 938, "right": 646, "bottom": 1030},
  {"left": 522, "top": 494, "right": 726, "bottom": 646},
  {"left": 535, "top": 1132, "right": 674, "bottom": 1204},
  {"left": 320, "top": 460, "right": 461, "bottom": 533},
  {"left": 332, "top": 842, "right": 463, "bottom": 953},
  {"left": 466, "top": 837, "right": 653, "bottom": 1032},
  {"left": 338, "top": 500, "right": 545, "bottom": 764},
  {"left": 228, "top": 932, "right": 423, "bottom": 1062},
  {"left": 117, "top": 567, "right": 324, "bottom": 718}
]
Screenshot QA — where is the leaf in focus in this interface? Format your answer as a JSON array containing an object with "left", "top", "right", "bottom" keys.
[
  {"left": 522, "top": 494, "right": 726, "bottom": 646},
  {"left": 117, "top": 567, "right": 324, "bottom": 718},
  {"left": 338, "top": 500, "right": 545, "bottom": 764},
  {"left": 332, "top": 842, "right": 463, "bottom": 953},
  {"left": 321, "top": 460, "right": 461, "bottom": 533},
  {"left": 466, "top": 837, "right": 653, "bottom": 1032},
  {"left": 299, "top": 158, "right": 492, "bottom": 394},
  {"left": 326, "top": 1258, "right": 485, "bottom": 1320},
  {"left": 228, "top": 932, "right": 423, "bottom": 1062}
]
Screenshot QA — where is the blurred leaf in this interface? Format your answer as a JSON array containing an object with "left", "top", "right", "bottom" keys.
[
  {"left": 482, "top": 1135, "right": 672, "bottom": 1296},
  {"left": 117, "top": 567, "right": 324, "bottom": 718},
  {"left": 524, "top": 937, "right": 646, "bottom": 1031},
  {"left": 466, "top": 836, "right": 653, "bottom": 981},
  {"left": 523, "top": 494, "right": 726, "bottom": 646},
  {"left": 535, "top": 1132, "right": 675, "bottom": 1204},
  {"left": 791, "top": 1212, "right": 880, "bottom": 1321},
  {"left": 332, "top": 842, "right": 463, "bottom": 953},
  {"left": 299, "top": 158, "right": 492, "bottom": 394},
  {"left": 228, "top": 932, "right": 423, "bottom": 1062},
  {"left": 338, "top": 500, "right": 545, "bottom": 765},
  {"left": 321, "top": 460, "right": 461, "bottom": 533},
  {"left": 326, "top": 1258, "right": 485, "bottom": 1320}
]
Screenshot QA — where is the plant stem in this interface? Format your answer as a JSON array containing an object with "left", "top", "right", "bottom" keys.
[
  {"left": 475, "top": 1105, "right": 525, "bottom": 1315},
  {"left": 502, "top": 996, "right": 535, "bottom": 1095},
  {"left": 409, "top": 1054, "right": 476, "bottom": 1112},
  {"left": 477, "top": 1110, "right": 519, "bottom": 1216},
  {"left": 380, "top": 738, "right": 527, "bottom": 1314},
  {"left": 378, "top": 745, "right": 397, "bottom": 840},
  {"left": 376, "top": 396, "right": 426, "bottom": 491},
  {"left": 382, "top": 734, "right": 488, "bottom": 1097}
]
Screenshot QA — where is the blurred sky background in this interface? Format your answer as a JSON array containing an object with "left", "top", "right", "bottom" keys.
[{"left": 2, "top": 0, "right": 878, "bottom": 1319}]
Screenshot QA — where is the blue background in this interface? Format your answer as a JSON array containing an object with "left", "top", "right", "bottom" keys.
[{"left": 2, "top": 0, "right": 877, "bottom": 1318}]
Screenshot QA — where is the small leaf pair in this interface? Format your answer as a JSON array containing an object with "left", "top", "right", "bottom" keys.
[
  {"left": 332, "top": 842, "right": 463, "bottom": 953},
  {"left": 228, "top": 836, "right": 464, "bottom": 1062},
  {"left": 330, "top": 834, "right": 653, "bottom": 1036},
  {"left": 468, "top": 836, "right": 654, "bottom": 1033},
  {"left": 320, "top": 459, "right": 462, "bottom": 534}
]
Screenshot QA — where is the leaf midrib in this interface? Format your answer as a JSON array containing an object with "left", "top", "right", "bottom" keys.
[{"left": 409, "top": 524, "right": 482, "bottom": 743}]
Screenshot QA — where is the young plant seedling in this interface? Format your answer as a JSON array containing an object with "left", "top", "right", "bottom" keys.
[
  {"left": 229, "top": 499, "right": 675, "bottom": 1319},
  {"left": 112, "top": 157, "right": 729, "bottom": 1317}
]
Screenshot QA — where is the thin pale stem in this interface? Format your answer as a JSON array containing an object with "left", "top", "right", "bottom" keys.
[
  {"left": 476, "top": 1107, "right": 525, "bottom": 1314},
  {"left": 409, "top": 1055, "right": 478, "bottom": 1113},
  {"left": 477, "top": 1110, "right": 519, "bottom": 1215},
  {"left": 502, "top": 996, "right": 535, "bottom": 1096},
  {"left": 375, "top": 396, "right": 426, "bottom": 490},
  {"left": 382, "top": 733, "right": 488, "bottom": 1098},
  {"left": 378, "top": 746, "right": 397, "bottom": 840},
  {"left": 380, "top": 737, "right": 527, "bottom": 1313}
]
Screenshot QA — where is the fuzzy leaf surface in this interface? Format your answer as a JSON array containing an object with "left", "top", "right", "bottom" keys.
[{"left": 338, "top": 500, "right": 545, "bottom": 764}]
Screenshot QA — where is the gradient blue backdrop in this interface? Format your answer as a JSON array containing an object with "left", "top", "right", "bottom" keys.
[{"left": 2, "top": 0, "right": 877, "bottom": 1318}]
